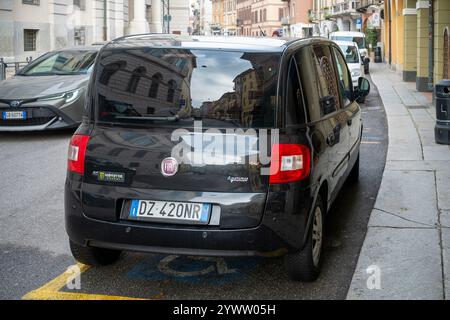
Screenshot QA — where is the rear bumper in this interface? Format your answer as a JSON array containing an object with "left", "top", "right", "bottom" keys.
[
  {"left": 65, "top": 178, "right": 313, "bottom": 257},
  {"left": 66, "top": 212, "right": 289, "bottom": 257}
]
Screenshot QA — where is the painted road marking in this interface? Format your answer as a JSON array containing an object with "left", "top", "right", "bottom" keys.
[
  {"left": 22, "top": 263, "right": 149, "bottom": 300},
  {"left": 158, "top": 255, "right": 238, "bottom": 277},
  {"left": 127, "top": 254, "right": 263, "bottom": 284},
  {"left": 361, "top": 141, "right": 381, "bottom": 144}
]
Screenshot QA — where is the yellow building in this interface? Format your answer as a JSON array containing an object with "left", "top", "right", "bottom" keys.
[
  {"left": 211, "top": 0, "right": 225, "bottom": 34},
  {"left": 384, "top": 0, "right": 450, "bottom": 91}
]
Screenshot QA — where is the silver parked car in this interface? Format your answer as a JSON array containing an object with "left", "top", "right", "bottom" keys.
[{"left": 0, "top": 45, "right": 102, "bottom": 131}]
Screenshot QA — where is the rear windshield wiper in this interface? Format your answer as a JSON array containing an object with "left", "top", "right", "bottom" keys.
[{"left": 115, "top": 115, "right": 179, "bottom": 122}]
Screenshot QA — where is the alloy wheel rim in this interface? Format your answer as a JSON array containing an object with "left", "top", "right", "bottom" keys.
[{"left": 312, "top": 206, "right": 323, "bottom": 267}]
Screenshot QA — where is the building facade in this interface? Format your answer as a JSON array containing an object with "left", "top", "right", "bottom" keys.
[
  {"left": 223, "top": 0, "right": 237, "bottom": 35},
  {"left": 236, "top": 0, "right": 252, "bottom": 36},
  {"left": 383, "top": 0, "right": 450, "bottom": 92},
  {"left": 311, "top": 0, "right": 368, "bottom": 37},
  {"left": 199, "top": 0, "right": 213, "bottom": 34},
  {"left": 283, "top": 0, "right": 314, "bottom": 37},
  {"left": 211, "top": 0, "right": 225, "bottom": 34},
  {"left": 250, "top": 0, "right": 287, "bottom": 37},
  {"left": 0, "top": 0, "right": 190, "bottom": 61}
]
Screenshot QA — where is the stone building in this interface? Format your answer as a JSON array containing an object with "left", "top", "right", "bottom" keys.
[{"left": 0, "top": 0, "right": 190, "bottom": 61}]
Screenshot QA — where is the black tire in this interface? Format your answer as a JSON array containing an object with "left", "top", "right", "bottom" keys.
[
  {"left": 284, "top": 195, "right": 325, "bottom": 282},
  {"left": 357, "top": 96, "right": 366, "bottom": 104},
  {"left": 348, "top": 152, "right": 360, "bottom": 184},
  {"left": 69, "top": 240, "right": 122, "bottom": 266}
]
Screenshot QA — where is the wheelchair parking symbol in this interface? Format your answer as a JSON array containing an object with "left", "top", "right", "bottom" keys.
[
  {"left": 127, "top": 254, "right": 262, "bottom": 284},
  {"left": 158, "top": 255, "right": 238, "bottom": 277}
]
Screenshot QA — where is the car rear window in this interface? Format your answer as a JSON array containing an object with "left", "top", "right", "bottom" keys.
[
  {"left": 332, "top": 36, "right": 366, "bottom": 49},
  {"left": 94, "top": 48, "right": 280, "bottom": 128},
  {"left": 338, "top": 44, "right": 360, "bottom": 64}
]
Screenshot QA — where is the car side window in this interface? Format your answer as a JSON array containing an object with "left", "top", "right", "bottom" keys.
[
  {"left": 332, "top": 46, "right": 353, "bottom": 106},
  {"left": 285, "top": 58, "right": 306, "bottom": 126},
  {"left": 311, "top": 45, "right": 341, "bottom": 114}
]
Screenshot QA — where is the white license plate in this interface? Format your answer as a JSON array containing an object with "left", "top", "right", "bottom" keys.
[
  {"left": 2, "top": 111, "right": 26, "bottom": 120},
  {"left": 129, "top": 200, "right": 211, "bottom": 224}
]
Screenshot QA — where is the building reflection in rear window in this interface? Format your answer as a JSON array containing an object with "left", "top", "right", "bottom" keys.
[{"left": 95, "top": 48, "right": 280, "bottom": 128}]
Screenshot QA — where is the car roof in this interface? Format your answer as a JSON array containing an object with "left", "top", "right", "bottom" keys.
[
  {"left": 56, "top": 44, "right": 104, "bottom": 52},
  {"left": 330, "top": 31, "right": 366, "bottom": 37},
  {"left": 334, "top": 40, "right": 358, "bottom": 47},
  {"left": 103, "top": 34, "right": 333, "bottom": 52}
]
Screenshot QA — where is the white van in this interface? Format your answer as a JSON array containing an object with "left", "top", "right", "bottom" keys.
[
  {"left": 330, "top": 31, "right": 368, "bottom": 58},
  {"left": 335, "top": 40, "right": 365, "bottom": 89}
]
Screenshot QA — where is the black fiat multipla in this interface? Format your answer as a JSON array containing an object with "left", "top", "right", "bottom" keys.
[{"left": 65, "top": 35, "right": 369, "bottom": 281}]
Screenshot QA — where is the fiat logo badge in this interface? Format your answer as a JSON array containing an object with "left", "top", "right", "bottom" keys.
[{"left": 161, "top": 157, "right": 178, "bottom": 177}]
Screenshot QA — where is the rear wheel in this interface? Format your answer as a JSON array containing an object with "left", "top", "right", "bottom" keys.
[
  {"left": 69, "top": 240, "right": 122, "bottom": 266},
  {"left": 284, "top": 195, "right": 325, "bottom": 282}
]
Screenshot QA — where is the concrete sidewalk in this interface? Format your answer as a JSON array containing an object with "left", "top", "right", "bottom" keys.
[{"left": 347, "top": 63, "right": 450, "bottom": 300}]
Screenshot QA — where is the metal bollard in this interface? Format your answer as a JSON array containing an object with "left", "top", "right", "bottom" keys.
[{"left": 435, "top": 79, "right": 450, "bottom": 144}]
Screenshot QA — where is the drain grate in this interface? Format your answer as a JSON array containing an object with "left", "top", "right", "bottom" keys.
[{"left": 405, "top": 105, "right": 429, "bottom": 109}]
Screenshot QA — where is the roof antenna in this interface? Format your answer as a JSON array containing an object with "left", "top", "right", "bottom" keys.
[{"left": 258, "top": 25, "right": 266, "bottom": 37}]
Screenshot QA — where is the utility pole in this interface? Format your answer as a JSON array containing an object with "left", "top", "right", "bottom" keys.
[
  {"left": 162, "top": 0, "right": 171, "bottom": 34},
  {"left": 319, "top": 0, "right": 322, "bottom": 36},
  {"left": 103, "top": 0, "right": 107, "bottom": 41},
  {"left": 168, "top": 0, "right": 170, "bottom": 34}
]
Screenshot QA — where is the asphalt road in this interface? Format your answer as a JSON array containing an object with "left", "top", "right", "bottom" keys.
[{"left": 0, "top": 74, "right": 388, "bottom": 300}]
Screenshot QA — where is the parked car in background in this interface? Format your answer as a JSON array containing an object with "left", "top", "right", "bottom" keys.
[
  {"left": 335, "top": 40, "right": 365, "bottom": 89},
  {"left": 330, "top": 31, "right": 370, "bottom": 74},
  {"left": 65, "top": 35, "right": 370, "bottom": 281},
  {"left": 0, "top": 45, "right": 102, "bottom": 131}
]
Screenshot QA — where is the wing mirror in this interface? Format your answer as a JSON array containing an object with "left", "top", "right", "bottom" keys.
[{"left": 355, "top": 77, "right": 370, "bottom": 100}]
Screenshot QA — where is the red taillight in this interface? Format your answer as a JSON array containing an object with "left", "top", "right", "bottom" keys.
[
  {"left": 269, "top": 144, "right": 311, "bottom": 184},
  {"left": 68, "top": 134, "right": 90, "bottom": 174}
]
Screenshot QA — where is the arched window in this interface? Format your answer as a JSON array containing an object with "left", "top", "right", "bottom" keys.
[
  {"left": 167, "top": 80, "right": 176, "bottom": 103},
  {"left": 149, "top": 73, "right": 163, "bottom": 98},
  {"left": 99, "top": 61, "right": 126, "bottom": 85},
  {"left": 444, "top": 28, "right": 449, "bottom": 79},
  {"left": 127, "top": 66, "right": 146, "bottom": 93}
]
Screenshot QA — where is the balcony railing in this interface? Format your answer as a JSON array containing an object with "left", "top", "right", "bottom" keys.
[
  {"left": 331, "top": 1, "right": 359, "bottom": 15},
  {"left": 356, "top": 0, "right": 382, "bottom": 10}
]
